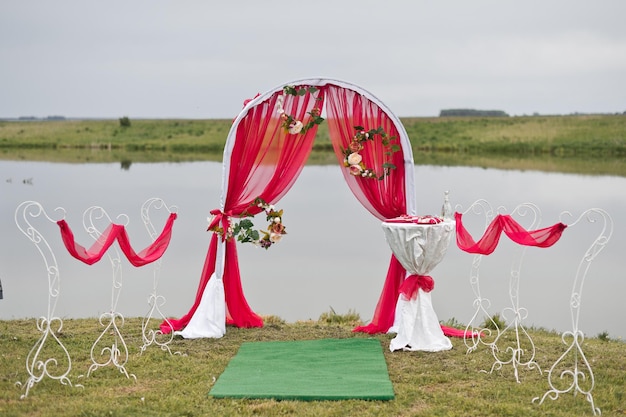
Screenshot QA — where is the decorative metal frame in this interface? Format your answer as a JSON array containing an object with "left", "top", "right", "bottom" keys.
[
  {"left": 80, "top": 206, "right": 136, "bottom": 381},
  {"left": 461, "top": 199, "right": 499, "bottom": 353},
  {"left": 533, "top": 208, "right": 613, "bottom": 416},
  {"left": 14, "top": 201, "right": 83, "bottom": 398},
  {"left": 138, "top": 197, "right": 181, "bottom": 355},
  {"left": 461, "top": 200, "right": 543, "bottom": 382},
  {"left": 487, "top": 203, "right": 542, "bottom": 382}
]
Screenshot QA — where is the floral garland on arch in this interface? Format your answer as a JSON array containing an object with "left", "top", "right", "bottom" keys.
[
  {"left": 276, "top": 85, "right": 324, "bottom": 135},
  {"left": 207, "top": 198, "right": 286, "bottom": 250},
  {"left": 342, "top": 126, "right": 401, "bottom": 180}
]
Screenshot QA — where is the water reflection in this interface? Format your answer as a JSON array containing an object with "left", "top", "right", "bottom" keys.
[{"left": 0, "top": 160, "right": 624, "bottom": 340}]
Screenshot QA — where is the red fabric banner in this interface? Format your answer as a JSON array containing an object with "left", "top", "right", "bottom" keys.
[
  {"left": 455, "top": 212, "right": 567, "bottom": 254},
  {"left": 57, "top": 212, "right": 177, "bottom": 266}
]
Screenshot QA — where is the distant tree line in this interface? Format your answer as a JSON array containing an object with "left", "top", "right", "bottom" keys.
[
  {"left": 15, "top": 115, "right": 66, "bottom": 121},
  {"left": 439, "top": 109, "right": 509, "bottom": 117}
]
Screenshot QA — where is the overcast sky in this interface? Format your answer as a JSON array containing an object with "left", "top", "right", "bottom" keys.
[{"left": 1, "top": 1, "right": 625, "bottom": 119}]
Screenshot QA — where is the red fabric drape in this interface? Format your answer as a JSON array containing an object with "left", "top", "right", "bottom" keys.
[
  {"left": 324, "top": 85, "right": 465, "bottom": 338},
  {"left": 354, "top": 255, "right": 407, "bottom": 334},
  {"left": 322, "top": 85, "right": 410, "bottom": 335},
  {"left": 160, "top": 233, "right": 218, "bottom": 333},
  {"left": 455, "top": 212, "right": 567, "bottom": 254},
  {"left": 324, "top": 85, "right": 407, "bottom": 220},
  {"left": 162, "top": 87, "right": 325, "bottom": 333},
  {"left": 57, "top": 213, "right": 177, "bottom": 266}
]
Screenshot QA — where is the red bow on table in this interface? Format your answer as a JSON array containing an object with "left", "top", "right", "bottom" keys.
[{"left": 399, "top": 274, "right": 435, "bottom": 300}]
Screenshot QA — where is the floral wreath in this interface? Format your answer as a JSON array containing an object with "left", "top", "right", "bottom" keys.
[
  {"left": 208, "top": 197, "right": 286, "bottom": 250},
  {"left": 342, "top": 126, "right": 400, "bottom": 180},
  {"left": 276, "top": 85, "right": 324, "bottom": 135}
]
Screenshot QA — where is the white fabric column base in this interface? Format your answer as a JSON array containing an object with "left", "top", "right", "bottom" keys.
[
  {"left": 176, "top": 273, "right": 226, "bottom": 339},
  {"left": 389, "top": 289, "right": 452, "bottom": 352}
]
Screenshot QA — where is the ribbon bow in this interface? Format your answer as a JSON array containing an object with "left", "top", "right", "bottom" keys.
[
  {"left": 399, "top": 274, "right": 435, "bottom": 300},
  {"left": 207, "top": 209, "right": 232, "bottom": 241}
]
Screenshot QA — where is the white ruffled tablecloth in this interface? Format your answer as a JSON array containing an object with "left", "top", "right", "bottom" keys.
[{"left": 382, "top": 217, "right": 455, "bottom": 352}]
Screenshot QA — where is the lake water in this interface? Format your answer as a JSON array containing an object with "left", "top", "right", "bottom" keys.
[{"left": 1, "top": 160, "right": 624, "bottom": 340}]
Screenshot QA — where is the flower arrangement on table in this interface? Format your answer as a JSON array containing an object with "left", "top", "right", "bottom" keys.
[
  {"left": 207, "top": 197, "right": 286, "bottom": 250},
  {"left": 342, "top": 126, "right": 401, "bottom": 180},
  {"left": 276, "top": 85, "right": 324, "bottom": 135}
]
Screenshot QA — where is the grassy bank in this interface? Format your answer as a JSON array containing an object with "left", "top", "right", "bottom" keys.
[
  {"left": 1, "top": 115, "right": 625, "bottom": 176},
  {"left": 0, "top": 316, "right": 624, "bottom": 416}
]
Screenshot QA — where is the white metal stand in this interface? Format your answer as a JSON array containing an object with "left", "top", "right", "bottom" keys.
[
  {"left": 488, "top": 203, "right": 542, "bottom": 382},
  {"left": 461, "top": 200, "right": 542, "bottom": 382},
  {"left": 138, "top": 197, "right": 181, "bottom": 355},
  {"left": 533, "top": 208, "right": 613, "bottom": 416},
  {"left": 461, "top": 199, "right": 499, "bottom": 353},
  {"left": 14, "top": 201, "right": 83, "bottom": 398},
  {"left": 80, "top": 206, "right": 136, "bottom": 381}
]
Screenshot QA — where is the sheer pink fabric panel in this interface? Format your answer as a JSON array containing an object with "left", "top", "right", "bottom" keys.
[
  {"left": 222, "top": 89, "right": 323, "bottom": 327},
  {"left": 324, "top": 85, "right": 407, "bottom": 220},
  {"left": 116, "top": 213, "right": 177, "bottom": 266},
  {"left": 226, "top": 89, "right": 322, "bottom": 212},
  {"left": 353, "top": 255, "right": 406, "bottom": 334},
  {"left": 323, "top": 85, "right": 408, "bottom": 334},
  {"left": 58, "top": 221, "right": 121, "bottom": 265},
  {"left": 160, "top": 233, "right": 218, "bottom": 334},
  {"left": 500, "top": 215, "right": 567, "bottom": 247},
  {"left": 455, "top": 212, "right": 568, "bottom": 254},
  {"left": 454, "top": 212, "right": 504, "bottom": 255},
  {"left": 163, "top": 88, "right": 325, "bottom": 332},
  {"left": 57, "top": 213, "right": 177, "bottom": 267}
]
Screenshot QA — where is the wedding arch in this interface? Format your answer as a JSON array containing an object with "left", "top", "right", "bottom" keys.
[{"left": 161, "top": 77, "right": 431, "bottom": 339}]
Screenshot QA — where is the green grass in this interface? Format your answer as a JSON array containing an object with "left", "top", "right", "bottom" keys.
[
  {"left": 1, "top": 316, "right": 624, "bottom": 416},
  {"left": 402, "top": 115, "right": 626, "bottom": 155},
  {"left": 1, "top": 115, "right": 625, "bottom": 176}
]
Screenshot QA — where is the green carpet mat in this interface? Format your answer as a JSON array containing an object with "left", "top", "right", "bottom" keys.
[{"left": 209, "top": 338, "right": 395, "bottom": 401}]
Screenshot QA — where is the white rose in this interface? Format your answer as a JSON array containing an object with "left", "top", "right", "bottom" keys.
[
  {"left": 269, "top": 233, "right": 283, "bottom": 243},
  {"left": 273, "top": 217, "right": 281, "bottom": 223},
  {"left": 288, "top": 120, "right": 304, "bottom": 134},
  {"left": 347, "top": 152, "right": 362, "bottom": 165}
]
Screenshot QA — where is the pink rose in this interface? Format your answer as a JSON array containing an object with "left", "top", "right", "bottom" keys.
[
  {"left": 271, "top": 223, "right": 285, "bottom": 234},
  {"left": 349, "top": 141, "right": 362, "bottom": 153},
  {"left": 349, "top": 164, "right": 363, "bottom": 176}
]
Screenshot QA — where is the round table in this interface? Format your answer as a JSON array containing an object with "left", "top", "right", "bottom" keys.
[{"left": 382, "top": 218, "right": 455, "bottom": 352}]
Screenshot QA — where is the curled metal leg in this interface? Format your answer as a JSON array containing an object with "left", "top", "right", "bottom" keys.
[
  {"left": 459, "top": 200, "right": 499, "bottom": 353},
  {"left": 487, "top": 203, "right": 542, "bottom": 382},
  {"left": 138, "top": 198, "right": 182, "bottom": 356},
  {"left": 14, "top": 201, "right": 83, "bottom": 398},
  {"left": 80, "top": 206, "right": 136, "bottom": 381},
  {"left": 533, "top": 208, "right": 612, "bottom": 416}
]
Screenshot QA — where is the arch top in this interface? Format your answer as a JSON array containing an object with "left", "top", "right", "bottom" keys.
[{"left": 225, "top": 77, "right": 417, "bottom": 215}]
